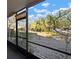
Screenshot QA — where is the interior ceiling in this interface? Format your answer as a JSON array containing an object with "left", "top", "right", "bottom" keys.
[{"left": 7, "top": 0, "right": 44, "bottom": 16}]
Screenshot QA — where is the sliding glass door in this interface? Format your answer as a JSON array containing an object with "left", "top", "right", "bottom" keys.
[
  {"left": 16, "top": 8, "right": 28, "bottom": 50},
  {"left": 8, "top": 14, "right": 16, "bottom": 44},
  {"left": 17, "top": 19, "right": 26, "bottom": 49}
]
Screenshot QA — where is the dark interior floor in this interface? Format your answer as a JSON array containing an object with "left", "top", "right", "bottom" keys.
[
  {"left": 7, "top": 46, "right": 26, "bottom": 59},
  {"left": 7, "top": 41, "right": 40, "bottom": 59}
]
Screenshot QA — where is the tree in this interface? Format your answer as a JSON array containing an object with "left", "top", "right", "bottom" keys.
[
  {"left": 46, "top": 15, "right": 55, "bottom": 32},
  {"left": 54, "top": 9, "right": 71, "bottom": 54}
]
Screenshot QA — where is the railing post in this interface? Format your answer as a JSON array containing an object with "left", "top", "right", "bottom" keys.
[
  {"left": 26, "top": 7, "right": 28, "bottom": 51},
  {"left": 16, "top": 13, "right": 18, "bottom": 49}
]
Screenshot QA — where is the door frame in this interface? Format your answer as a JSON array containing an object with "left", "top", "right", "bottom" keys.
[{"left": 16, "top": 8, "right": 28, "bottom": 51}]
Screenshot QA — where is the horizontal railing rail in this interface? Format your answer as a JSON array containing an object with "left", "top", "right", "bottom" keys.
[{"left": 17, "top": 36, "right": 71, "bottom": 56}]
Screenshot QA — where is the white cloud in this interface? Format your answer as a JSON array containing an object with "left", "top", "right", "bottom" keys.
[
  {"left": 34, "top": 8, "right": 47, "bottom": 13},
  {"left": 29, "top": 7, "right": 70, "bottom": 22},
  {"left": 45, "top": 11, "right": 51, "bottom": 15},
  {"left": 30, "top": 7, "right": 70, "bottom": 19},
  {"left": 59, "top": 8, "right": 69, "bottom": 10},
  {"left": 52, "top": 7, "right": 70, "bottom": 15},
  {"left": 34, "top": 8, "right": 52, "bottom": 16},
  {"left": 29, "top": 15, "right": 36, "bottom": 20},
  {"left": 29, "top": 15, "right": 37, "bottom": 22},
  {"left": 29, "top": 10, "right": 56, "bottom": 22},
  {"left": 37, "top": 14, "right": 44, "bottom": 17},
  {"left": 28, "top": 14, "right": 43, "bottom": 22},
  {"left": 52, "top": 10, "right": 59, "bottom": 15},
  {"left": 42, "top": 2, "right": 50, "bottom": 8},
  {"left": 29, "top": 13, "right": 47, "bottom": 22},
  {"left": 29, "top": 15, "right": 34, "bottom": 18},
  {"left": 52, "top": 4, "right": 56, "bottom": 7},
  {"left": 34, "top": 7, "right": 53, "bottom": 17}
]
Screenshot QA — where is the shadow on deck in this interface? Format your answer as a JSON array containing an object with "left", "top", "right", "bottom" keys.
[
  {"left": 7, "top": 41, "right": 40, "bottom": 59},
  {"left": 7, "top": 46, "right": 26, "bottom": 59}
]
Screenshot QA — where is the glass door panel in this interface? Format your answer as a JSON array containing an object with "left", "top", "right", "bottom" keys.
[
  {"left": 8, "top": 14, "right": 16, "bottom": 44},
  {"left": 28, "top": 0, "right": 71, "bottom": 58},
  {"left": 17, "top": 19, "right": 26, "bottom": 49}
]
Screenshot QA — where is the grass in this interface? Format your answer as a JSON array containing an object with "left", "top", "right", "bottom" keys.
[
  {"left": 29, "top": 31, "right": 59, "bottom": 38},
  {"left": 9, "top": 30, "right": 59, "bottom": 38}
]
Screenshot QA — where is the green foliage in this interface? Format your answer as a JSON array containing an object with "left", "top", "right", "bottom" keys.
[{"left": 29, "top": 9, "right": 71, "bottom": 32}]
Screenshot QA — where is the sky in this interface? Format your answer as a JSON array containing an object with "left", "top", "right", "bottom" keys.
[{"left": 28, "top": 0, "right": 71, "bottom": 23}]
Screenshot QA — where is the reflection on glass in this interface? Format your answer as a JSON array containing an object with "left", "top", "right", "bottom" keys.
[
  {"left": 18, "top": 19, "right": 26, "bottom": 37},
  {"left": 18, "top": 37, "right": 26, "bottom": 49},
  {"left": 8, "top": 14, "right": 16, "bottom": 44},
  {"left": 28, "top": 43, "right": 71, "bottom": 59},
  {"left": 28, "top": 0, "right": 71, "bottom": 59},
  {"left": 18, "top": 19, "right": 26, "bottom": 49}
]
